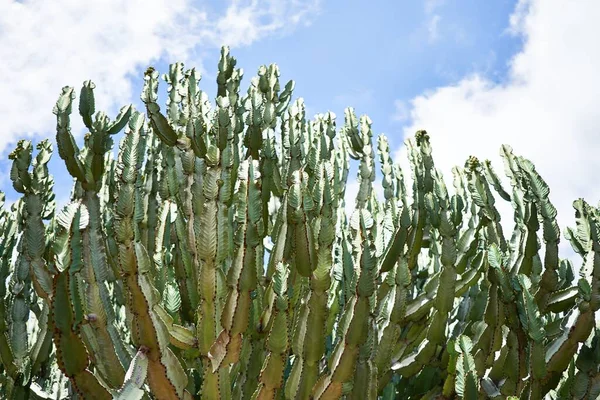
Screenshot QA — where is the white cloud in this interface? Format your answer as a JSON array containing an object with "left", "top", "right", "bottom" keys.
[
  {"left": 210, "top": 0, "right": 321, "bottom": 47},
  {"left": 0, "top": 0, "right": 320, "bottom": 156},
  {"left": 423, "top": 0, "right": 444, "bottom": 43},
  {"left": 424, "top": 0, "right": 445, "bottom": 14},
  {"left": 393, "top": 0, "right": 600, "bottom": 252},
  {"left": 427, "top": 14, "right": 441, "bottom": 42}
]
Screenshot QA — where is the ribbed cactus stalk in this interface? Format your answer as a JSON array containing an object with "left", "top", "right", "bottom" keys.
[
  {"left": 0, "top": 46, "right": 598, "bottom": 400},
  {"left": 51, "top": 203, "right": 111, "bottom": 399},
  {"left": 3, "top": 139, "right": 54, "bottom": 397}
]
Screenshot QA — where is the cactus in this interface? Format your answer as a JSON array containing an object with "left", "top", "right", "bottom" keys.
[{"left": 0, "top": 46, "right": 599, "bottom": 400}]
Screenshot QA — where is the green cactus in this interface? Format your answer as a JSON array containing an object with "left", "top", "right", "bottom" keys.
[{"left": 0, "top": 47, "right": 599, "bottom": 400}]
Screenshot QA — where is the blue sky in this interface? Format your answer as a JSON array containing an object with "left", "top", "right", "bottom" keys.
[
  {"left": 223, "top": 0, "right": 521, "bottom": 135},
  {"left": 1, "top": 0, "right": 600, "bottom": 257}
]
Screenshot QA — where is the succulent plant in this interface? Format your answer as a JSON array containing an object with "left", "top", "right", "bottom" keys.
[{"left": 0, "top": 47, "right": 598, "bottom": 400}]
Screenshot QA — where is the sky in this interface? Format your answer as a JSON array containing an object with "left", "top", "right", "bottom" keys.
[{"left": 0, "top": 0, "right": 598, "bottom": 259}]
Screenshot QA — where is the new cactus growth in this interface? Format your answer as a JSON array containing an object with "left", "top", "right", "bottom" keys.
[{"left": 0, "top": 47, "right": 598, "bottom": 399}]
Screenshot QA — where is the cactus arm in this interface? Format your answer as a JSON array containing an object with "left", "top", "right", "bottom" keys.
[
  {"left": 152, "top": 305, "right": 197, "bottom": 349},
  {"left": 290, "top": 119, "right": 338, "bottom": 400},
  {"left": 465, "top": 156, "right": 507, "bottom": 252},
  {"left": 374, "top": 230, "right": 412, "bottom": 383},
  {"left": 379, "top": 210, "right": 413, "bottom": 274},
  {"left": 311, "top": 114, "right": 377, "bottom": 400},
  {"left": 79, "top": 188, "right": 128, "bottom": 388},
  {"left": 566, "top": 329, "right": 600, "bottom": 399},
  {"left": 404, "top": 131, "right": 435, "bottom": 271},
  {"left": 5, "top": 140, "right": 55, "bottom": 394},
  {"left": 9, "top": 140, "right": 54, "bottom": 300},
  {"left": 185, "top": 68, "right": 210, "bottom": 159},
  {"left": 454, "top": 336, "right": 479, "bottom": 400},
  {"left": 251, "top": 262, "right": 291, "bottom": 399},
  {"left": 188, "top": 117, "right": 232, "bottom": 397},
  {"left": 138, "top": 133, "right": 161, "bottom": 261},
  {"left": 161, "top": 145, "right": 198, "bottom": 322},
  {"left": 51, "top": 203, "right": 111, "bottom": 399},
  {"left": 67, "top": 81, "right": 134, "bottom": 388},
  {"left": 574, "top": 200, "right": 600, "bottom": 311},
  {"left": 423, "top": 169, "right": 459, "bottom": 352},
  {"left": 545, "top": 286, "right": 579, "bottom": 313},
  {"left": 377, "top": 135, "right": 398, "bottom": 223},
  {"left": 210, "top": 159, "right": 262, "bottom": 370},
  {"left": 113, "top": 347, "right": 149, "bottom": 400},
  {"left": 482, "top": 160, "right": 510, "bottom": 202},
  {"left": 114, "top": 112, "right": 189, "bottom": 399},
  {"left": 545, "top": 308, "right": 594, "bottom": 376},
  {"left": 256, "top": 64, "right": 286, "bottom": 225},
  {"left": 376, "top": 136, "right": 403, "bottom": 293},
  {"left": 538, "top": 199, "right": 600, "bottom": 394},
  {"left": 54, "top": 86, "right": 86, "bottom": 181},
  {"left": 283, "top": 99, "right": 316, "bottom": 279},
  {"left": 79, "top": 80, "right": 96, "bottom": 130},
  {"left": 216, "top": 46, "right": 237, "bottom": 97},
  {"left": 29, "top": 301, "right": 53, "bottom": 379},
  {"left": 142, "top": 67, "right": 178, "bottom": 147},
  {"left": 0, "top": 197, "right": 18, "bottom": 383}
]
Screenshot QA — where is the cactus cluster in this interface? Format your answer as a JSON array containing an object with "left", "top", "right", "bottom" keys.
[{"left": 0, "top": 47, "right": 599, "bottom": 399}]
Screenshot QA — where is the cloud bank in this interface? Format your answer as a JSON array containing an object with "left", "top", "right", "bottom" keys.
[{"left": 0, "top": 0, "right": 320, "bottom": 154}]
